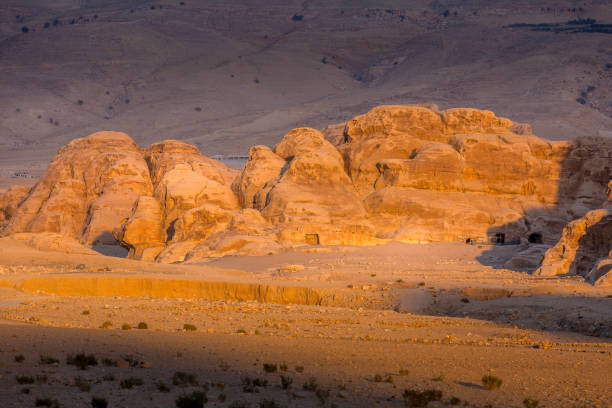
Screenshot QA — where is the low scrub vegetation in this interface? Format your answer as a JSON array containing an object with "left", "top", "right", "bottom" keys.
[
  {"left": 402, "top": 388, "right": 442, "bottom": 407},
  {"left": 482, "top": 374, "right": 503, "bottom": 390}
]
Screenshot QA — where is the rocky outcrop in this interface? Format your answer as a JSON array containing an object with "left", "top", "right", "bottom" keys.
[
  {"left": 114, "top": 140, "right": 240, "bottom": 261},
  {"left": 0, "top": 186, "right": 31, "bottom": 229},
  {"left": 2, "top": 132, "right": 153, "bottom": 244},
  {"left": 2, "top": 105, "right": 610, "bottom": 277},
  {"left": 231, "top": 145, "right": 285, "bottom": 209},
  {"left": 252, "top": 128, "right": 377, "bottom": 246},
  {"left": 113, "top": 196, "right": 165, "bottom": 261},
  {"left": 536, "top": 182, "right": 612, "bottom": 286}
]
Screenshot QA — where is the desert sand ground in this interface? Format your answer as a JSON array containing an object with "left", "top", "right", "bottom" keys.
[{"left": 0, "top": 237, "right": 610, "bottom": 407}]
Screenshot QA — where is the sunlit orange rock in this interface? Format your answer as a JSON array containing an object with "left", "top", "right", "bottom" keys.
[
  {"left": 2, "top": 132, "right": 153, "bottom": 244},
  {"left": 0, "top": 185, "right": 30, "bottom": 229}
]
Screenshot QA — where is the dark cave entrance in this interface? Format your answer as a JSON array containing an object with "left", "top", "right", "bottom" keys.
[{"left": 528, "top": 232, "right": 543, "bottom": 244}]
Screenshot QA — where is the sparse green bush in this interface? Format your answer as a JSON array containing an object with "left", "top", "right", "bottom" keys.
[
  {"left": 35, "top": 398, "right": 60, "bottom": 408},
  {"left": 242, "top": 376, "right": 268, "bottom": 392},
  {"left": 183, "top": 323, "right": 197, "bottom": 331},
  {"left": 399, "top": 369, "right": 409, "bottom": 376},
  {"left": 91, "top": 397, "right": 108, "bottom": 408},
  {"left": 295, "top": 365, "right": 304, "bottom": 373},
  {"left": 315, "top": 388, "right": 330, "bottom": 404},
  {"left": 136, "top": 322, "right": 148, "bottom": 329},
  {"left": 100, "top": 321, "right": 112, "bottom": 329},
  {"left": 67, "top": 353, "right": 98, "bottom": 370},
  {"left": 121, "top": 323, "right": 131, "bottom": 330},
  {"left": 402, "top": 389, "right": 442, "bottom": 407},
  {"left": 259, "top": 400, "right": 285, "bottom": 408},
  {"left": 482, "top": 374, "right": 503, "bottom": 390},
  {"left": 16, "top": 376, "right": 34, "bottom": 384},
  {"left": 263, "top": 363, "right": 277, "bottom": 373},
  {"left": 523, "top": 398, "right": 539, "bottom": 408},
  {"left": 156, "top": 381, "right": 171, "bottom": 392},
  {"left": 279, "top": 363, "right": 288, "bottom": 371},
  {"left": 280, "top": 375, "right": 293, "bottom": 389},
  {"left": 302, "top": 377, "right": 318, "bottom": 392},
  {"left": 119, "top": 377, "right": 144, "bottom": 389},
  {"left": 175, "top": 391, "right": 207, "bottom": 408},
  {"left": 173, "top": 371, "right": 199, "bottom": 387},
  {"left": 101, "top": 358, "right": 116, "bottom": 366},
  {"left": 39, "top": 354, "right": 59, "bottom": 364}
]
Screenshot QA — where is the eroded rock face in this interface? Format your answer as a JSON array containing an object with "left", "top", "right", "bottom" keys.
[
  {"left": 231, "top": 145, "right": 286, "bottom": 209},
  {"left": 0, "top": 186, "right": 31, "bottom": 229},
  {"left": 2, "top": 105, "right": 610, "bottom": 277},
  {"left": 113, "top": 196, "right": 165, "bottom": 261},
  {"left": 536, "top": 182, "right": 612, "bottom": 285},
  {"left": 2, "top": 132, "right": 153, "bottom": 244},
  {"left": 115, "top": 140, "right": 240, "bottom": 261},
  {"left": 241, "top": 128, "right": 378, "bottom": 246},
  {"left": 339, "top": 106, "right": 612, "bottom": 245}
]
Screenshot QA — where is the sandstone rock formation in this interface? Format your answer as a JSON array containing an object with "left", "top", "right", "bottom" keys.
[
  {"left": 114, "top": 140, "right": 240, "bottom": 261},
  {"left": 3, "top": 132, "right": 153, "bottom": 244},
  {"left": 0, "top": 186, "right": 30, "bottom": 229},
  {"left": 1, "top": 105, "right": 610, "bottom": 284},
  {"left": 536, "top": 180, "right": 612, "bottom": 286}
]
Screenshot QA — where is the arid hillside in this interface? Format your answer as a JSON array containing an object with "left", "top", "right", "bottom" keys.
[{"left": 1, "top": 0, "right": 612, "bottom": 183}]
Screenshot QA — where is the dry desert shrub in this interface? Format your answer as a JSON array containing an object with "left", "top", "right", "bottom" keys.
[
  {"left": 66, "top": 353, "right": 98, "bottom": 370},
  {"left": 175, "top": 391, "right": 207, "bottom": 408},
  {"left": 482, "top": 374, "right": 503, "bottom": 390},
  {"left": 402, "top": 388, "right": 442, "bottom": 407},
  {"left": 173, "top": 371, "right": 199, "bottom": 387}
]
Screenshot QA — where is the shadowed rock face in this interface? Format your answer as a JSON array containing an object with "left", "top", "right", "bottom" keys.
[
  {"left": 536, "top": 190, "right": 612, "bottom": 286},
  {"left": 1, "top": 105, "right": 610, "bottom": 285}
]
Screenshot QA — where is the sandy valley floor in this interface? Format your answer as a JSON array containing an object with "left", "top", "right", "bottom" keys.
[{"left": 0, "top": 237, "right": 610, "bottom": 407}]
